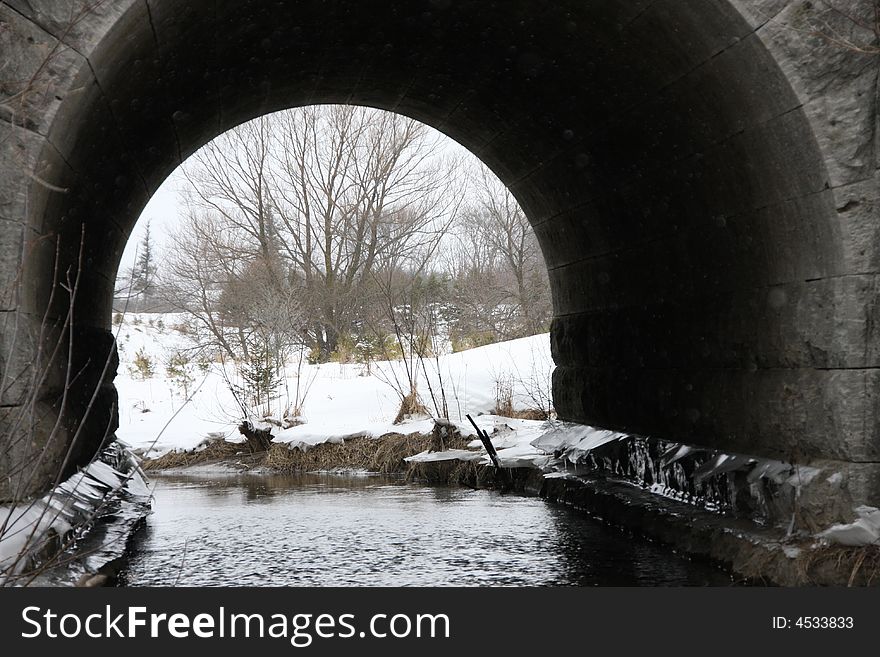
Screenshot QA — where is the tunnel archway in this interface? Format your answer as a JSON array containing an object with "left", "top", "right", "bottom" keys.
[{"left": 1, "top": 0, "right": 877, "bottom": 504}]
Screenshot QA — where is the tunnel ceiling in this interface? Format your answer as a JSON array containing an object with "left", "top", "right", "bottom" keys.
[
  {"left": 37, "top": 0, "right": 840, "bottom": 312},
  {"left": 6, "top": 0, "right": 876, "bottom": 485}
]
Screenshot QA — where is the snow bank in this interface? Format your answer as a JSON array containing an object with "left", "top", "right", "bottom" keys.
[
  {"left": 405, "top": 449, "right": 484, "bottom": 463},
  {"left": 114, "top": 313, "right": 554, "bottom": 455},
  {"left": 403, "top": 415, "right": 551, "bottom": 467},
  {"left": 113, "top": 317, "right": 640, "bottom": 487},
  {"left": 818, "top": 506, "right": 880, "bottom": 546},
  {"left": 530, "top": 424, "right": 624, "bottom": 462}
]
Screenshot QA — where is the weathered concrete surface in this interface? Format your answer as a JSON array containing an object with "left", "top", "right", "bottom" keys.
[{"left": 0, "top": 1, "right": 877, "bottom": 514}]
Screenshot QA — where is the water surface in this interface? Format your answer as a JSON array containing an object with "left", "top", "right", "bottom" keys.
[{"left": 123, "top": 472, "right": 735, "bottom": 586}]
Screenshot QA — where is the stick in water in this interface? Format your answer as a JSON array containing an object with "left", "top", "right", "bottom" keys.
[{"left": 466, "top": 414, "right": 502, "bottom": 470}]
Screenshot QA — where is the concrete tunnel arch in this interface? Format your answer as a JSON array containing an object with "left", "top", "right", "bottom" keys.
[{"left": 1, "top": 0, "right": 878, "bottom": 505}]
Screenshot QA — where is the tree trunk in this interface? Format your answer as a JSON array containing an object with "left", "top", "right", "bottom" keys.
[{"left": 238, "top": 420, "right": 273, "bottom": 452}]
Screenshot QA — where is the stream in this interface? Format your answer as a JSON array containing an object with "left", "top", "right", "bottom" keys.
[{"left": 123, "top": 471, "right": 736, "bottom": 586}]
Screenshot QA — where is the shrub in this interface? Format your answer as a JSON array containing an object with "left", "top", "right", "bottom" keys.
[
  {"left": 329, "top": 334, "right": 356, "bottom": 363},
  {"left": 129, "top": 349, "right": 154, "bottom": 380},
  {"left": 353, "top": 334, "right": 398, "bottom": 373},
  {"left": 494, "top": 374, "right": 514, "bottom": 417},
  {"left": 306, "top": 346, "right": 323, "bottom": 365},
  {"left": 233, "top": 345, "right": 283, "bottom": 416},
  {"left": 165, "top": 351, "right": 196, "bottom": 397},
  {"left": 377, "top": 334, "right": 404, "bottom": 361},
  {"left": 451, "top": 331, "right": 496, "bottom": 353}
]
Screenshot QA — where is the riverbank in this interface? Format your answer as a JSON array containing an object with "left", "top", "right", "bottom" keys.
[
  {"left": 0, "top": 443, "right": 152, "bottom": 587},
  {"left": 139, "top": 430, "right": 880, "bottom": 587}
]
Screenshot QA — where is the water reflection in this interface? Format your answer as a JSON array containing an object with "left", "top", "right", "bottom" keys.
[
  {"left": 545, "top": 504, "right": 729, "bottom": 586},
  {"left": 122, "top": 472, "right": 734, "bottom": 587}
]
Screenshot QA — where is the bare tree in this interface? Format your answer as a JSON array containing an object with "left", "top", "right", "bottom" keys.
[
  {"left": 180, "top": 105, "right": 462, "bottom": 361},
  {"left": 367, "top": 261, "right": 451, "bottom": 422},
  {"left": 161, "top": 211, "right": 250, "bottom": 360},
  {"left": 271, "top": 106, "right": 462, "bottom": 359},
  {"left": 221, "top": 253, "right": 306, "bottom": 416},
  {"left": 162, "top": 209, "right": 308, "bottom": 418},
  {"left": 447, "top": 165, "right": 552, "bottom": 345},
  {"left": 182, "top": 116, "right": 278, "bottom": 261}
]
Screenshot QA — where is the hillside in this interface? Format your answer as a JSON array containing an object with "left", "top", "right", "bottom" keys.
[{"left": 113, "top": 313, "right": 554, "bottom": 457}]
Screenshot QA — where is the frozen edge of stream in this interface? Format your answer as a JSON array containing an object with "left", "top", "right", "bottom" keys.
[{"left": 0, "top": 442, "right": 152, "bottom": 586}]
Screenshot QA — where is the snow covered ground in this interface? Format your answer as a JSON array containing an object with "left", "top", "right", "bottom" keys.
[{"left": 114, "top": 313, "right": 555, "bottom": 459}]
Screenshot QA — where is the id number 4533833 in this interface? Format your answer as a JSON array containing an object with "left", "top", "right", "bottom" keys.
[{"left": 772, "top": 617, "right": 854, "bottom": 629}]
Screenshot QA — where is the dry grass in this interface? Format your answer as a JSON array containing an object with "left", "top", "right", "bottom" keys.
[
  {"left": 139, "top": 424, "right": 486, "bottom": 489},
  {"left": 492, "top": 401, "right": 553, "bottom": 420},
  {"left": 140, "top": 440, "right": 250, "bottom": 471},
  {"left": 393, "top": 391, "right": 430, "bottom": 424},
  {"left": 737, "top": 541, "right": 880, "bottom": 586},
  {"left": 494, "top": 377, "right": 514, "bottom": 417},
  {"left": 264, "top": 429, "right": 473, "bottom": 476},
  {"left": 505, "top": 408, "right": 553, "bottom": 421},
  {"left": 264, "top": 433, "right": 427, "bottom": 474},
  {"left": 141, "top": 421, "right": 286, "bottom": 471},
  {"left": 798, "top": 544, "right": 880, "bottom": 586}
]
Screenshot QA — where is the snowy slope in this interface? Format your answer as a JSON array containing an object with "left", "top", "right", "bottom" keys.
[{"left": 114, "top": 313, "right": 554, "bottom": 456}]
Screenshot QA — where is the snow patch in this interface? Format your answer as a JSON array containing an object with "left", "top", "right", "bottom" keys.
[
  {"left": 786, "top": 466, "right": 822, "bottom": 489},
  {"left": 0, "top": 444, "right": 151, "bottom": 583},
  {"left": 114, "top": 313, "right": 554, "bottom": 456},
  {"left": 405, "top": 449, "right": 484, "bottom": 463},
  {"left": 818, "top": 506, "right": 880, "bottom": 546},
  {"left": 530, "top": 423, "right": 625, "bottom": 463}
]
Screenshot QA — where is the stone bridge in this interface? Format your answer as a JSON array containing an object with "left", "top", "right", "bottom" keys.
[{"left": 0, "top": 1, "right": 878, "bottom": 512}]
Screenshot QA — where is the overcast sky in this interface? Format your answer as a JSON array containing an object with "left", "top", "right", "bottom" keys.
[{"left": 119, "top": 168, "right": 187, "bottom": 275}]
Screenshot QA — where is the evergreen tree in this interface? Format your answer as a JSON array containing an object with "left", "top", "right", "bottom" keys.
[{"left": 131, "top": 220, "right": 157, "bottom": 298}]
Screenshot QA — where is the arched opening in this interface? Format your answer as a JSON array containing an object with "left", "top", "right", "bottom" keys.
[
  {"left": 112, "top": 103, "right": 554, "bottom": 455},
  {"left": 3, "top": 0, "right": 862, "bottom": 505}
]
